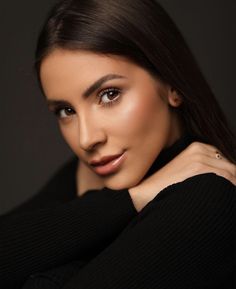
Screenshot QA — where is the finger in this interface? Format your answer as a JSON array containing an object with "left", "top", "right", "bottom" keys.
[
  {"left": 187, "top": 142, "right": 235, "bottom": 174},
  {"left": 191, "top": 164, "right": 236, "bottom": 186},
  {"left": 200, "top": 157, "right": 236, "bottom": 185},
  {"left": 188, "top": 142, "right": 225, "bottom": 158},
  {"left": 203, "top": 155, "right": 236, "bottom": 175},
  {"left": 205, "top": 167, "right": 236, "bottom": 186}
]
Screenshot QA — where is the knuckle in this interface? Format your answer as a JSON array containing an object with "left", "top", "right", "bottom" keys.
[
  {"left": 188, "top": 142, "right": 205, "bottom": 154},
  {"left": 188, "top": 142, "right": 199, "bottom": 151}
]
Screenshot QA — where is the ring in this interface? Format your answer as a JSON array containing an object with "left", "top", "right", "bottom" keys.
[{"left": 215, "top": 151, "right": 222, "bottom": 160}]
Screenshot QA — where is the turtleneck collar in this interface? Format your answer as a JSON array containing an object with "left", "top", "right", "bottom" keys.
[
  {"left": 69, "top": 132, "right": 198, "bottom": 198},
  {"left": 140, "top": 132, "right": 198, "bottom": 181}
]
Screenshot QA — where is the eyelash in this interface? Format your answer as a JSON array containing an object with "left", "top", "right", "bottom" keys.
[
  {"left": 98, "top": 87, "right": 121, "bottom": 107},
  {"left": 53, "top": 87, "right": 121, "bottom": 119}
]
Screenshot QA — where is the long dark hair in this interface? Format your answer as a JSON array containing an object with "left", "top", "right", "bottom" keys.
[{"left": 35, "top": 0, "right": 236, "bottom": 163}]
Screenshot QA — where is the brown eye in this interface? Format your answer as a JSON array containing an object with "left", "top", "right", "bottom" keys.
[
  {"left": 98, "top": 88, "right": 121, "bottom": 106},
  {"left": 55, "top": 107, "right": 75, "bottom": 119}
]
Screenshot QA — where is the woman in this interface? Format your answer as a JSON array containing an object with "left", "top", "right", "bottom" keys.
[{"left": 1, "top": 0, "right": 235, "bottom": 288}]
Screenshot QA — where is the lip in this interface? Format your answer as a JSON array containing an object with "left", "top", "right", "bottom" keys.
[
  {"left": 90, "top": 151, "right": 126, "bottom": 176},
  {"left": 90, "top": 153, "right": 124, "bottom": 166}
]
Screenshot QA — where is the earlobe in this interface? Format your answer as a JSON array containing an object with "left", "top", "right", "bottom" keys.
[{"left": 168, "top": 88, "right": 183, "bottom": 107}]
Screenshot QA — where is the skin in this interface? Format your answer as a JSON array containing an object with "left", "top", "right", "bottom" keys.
[{"left": 40, "top": 49, "right": 184, "bottom": 196}]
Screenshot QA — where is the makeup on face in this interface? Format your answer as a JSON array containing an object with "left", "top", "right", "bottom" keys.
[{"left": 40, "top": 49, "right": 183, "bottom": 189}]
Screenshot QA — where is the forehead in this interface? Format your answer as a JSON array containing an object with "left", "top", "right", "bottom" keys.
[
  {"left": 40, "top": 49, "right": 136, "bottom": 79},
  {"left": 40, "top": 49, "right": 140, "bottom": 97},
  {"left": 39, "top": 48, "right": 166, "bottom": 104}
]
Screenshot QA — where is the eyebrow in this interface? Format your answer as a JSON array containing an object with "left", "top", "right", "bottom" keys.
[{"left": 46, "top": 73, "right": 127, "bottom": 109}]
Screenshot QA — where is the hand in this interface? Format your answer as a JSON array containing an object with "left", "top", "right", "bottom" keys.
[
  {"left": 128, "top": 142, "right": 236, "bottom": 212},
  {"left": 76, "top": 160, "right": 105, "bottom": 197}
]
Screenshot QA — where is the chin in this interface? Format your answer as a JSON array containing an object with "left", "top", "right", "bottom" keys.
[{"left": 104, "top": 170, "right": 144, "bottom": 191}]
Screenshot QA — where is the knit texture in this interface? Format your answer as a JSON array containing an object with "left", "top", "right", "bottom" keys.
[{"left": 0, "top": 133, "right": 235, "bottom": 289}]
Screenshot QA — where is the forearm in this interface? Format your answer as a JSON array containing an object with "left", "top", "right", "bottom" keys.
[
  {"left": 128, "top": 169, "right": 170, "bottom": 212},
  {"left": 0, "top": 188, "right": 138, "bottom": 289},
  {"left": 22, "top": 174, "right": 234, "bottom": 289}
]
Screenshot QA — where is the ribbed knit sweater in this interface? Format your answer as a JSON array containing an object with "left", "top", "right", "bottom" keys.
[{"left": 0, "top": 133, "right": 235, "bottom": 289}]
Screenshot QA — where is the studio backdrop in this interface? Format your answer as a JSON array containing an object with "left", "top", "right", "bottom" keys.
[{"left": 0, "top": 0, "right": 235, "bottom": 214}]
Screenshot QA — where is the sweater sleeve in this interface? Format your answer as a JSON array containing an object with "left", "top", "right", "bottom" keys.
[
  {"left": 0, "top": 187, "right": 138, "bottom": 289},
  {"left": 22, "top": 173, "right": 235, "bottom": 289},
  {"left": 2, "top": 157, "right": 79, "bottom": 215}
]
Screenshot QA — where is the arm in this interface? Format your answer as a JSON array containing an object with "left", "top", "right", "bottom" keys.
[
  {"left": 2, "top": 157, "right": 79, "bottom": 215},
  {"left": 23, "top": 173, "right": 235, "bottom": 289},
  {"left": 129, "top": 141, "right": 236, "bottom": 212},
  {"left": 0, "top": 158, "right": 138, "bottom": 289}
]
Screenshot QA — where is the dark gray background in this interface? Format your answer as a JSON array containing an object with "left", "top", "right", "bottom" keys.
[{"left": 1, "top": 0, "right": 235, "bottom": 215}]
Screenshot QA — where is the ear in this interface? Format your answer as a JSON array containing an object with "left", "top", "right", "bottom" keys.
[{"left": 167, "top": 87, "right": 183, "bottom": 108}]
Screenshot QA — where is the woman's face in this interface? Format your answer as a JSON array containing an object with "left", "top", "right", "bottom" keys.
[{"left": 40, "top": 49, "right": 183, "bottom": 190}]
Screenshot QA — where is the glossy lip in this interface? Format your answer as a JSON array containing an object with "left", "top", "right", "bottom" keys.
[
  {"left": 89, "top": 152, "right": 124, "bottom": 166},
  {"left": 90, "top": 151, "right": 126, "bottom": 176}
]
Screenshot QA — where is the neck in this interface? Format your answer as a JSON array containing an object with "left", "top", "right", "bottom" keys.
[{"left": 140, "top": 131, "right": 197, "bottom": 182}]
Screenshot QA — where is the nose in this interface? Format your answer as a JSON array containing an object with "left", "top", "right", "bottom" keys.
[{"left": 78, "top": 113, "right": 106, "bottom": 152}]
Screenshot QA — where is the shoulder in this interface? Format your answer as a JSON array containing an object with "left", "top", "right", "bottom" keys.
[
  {"left": 136, "top": 173, "right": 235, "bottom": 248},
  {"left": 153, "top": 172, "right": 235, "bottom": 203},
  {"left": 37, "top": 156, "right": 78, "bottom": 196},
  {"left": 25, "top": 155, "right": 79, "bottom": 202},
  {"left": 180, "top": 172, "right": 235, "bottom": 190},
  {"left": 143, "top": 173, "right": 235, "bottom": 224},
  {"left": 35, "top": 155, "right": 79, "bottom": 200},
  {"left": 5, "top": 156, "right": 79, "bottom": 215},
  {"left": 132, "top": 174, "right": 234, "bottom": 287}
]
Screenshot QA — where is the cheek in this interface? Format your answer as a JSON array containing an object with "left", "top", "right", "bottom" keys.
[{"left": 107, "top": 92, "right": 167, "bottom": 139}]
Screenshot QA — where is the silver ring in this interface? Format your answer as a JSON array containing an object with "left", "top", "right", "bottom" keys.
[{"left": 215, "top": 151, "right": 222, "bottom": 160}]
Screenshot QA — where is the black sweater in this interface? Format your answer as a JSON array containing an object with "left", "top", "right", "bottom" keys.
[{"left": 0, "top": 134, "right": 235, "bottom": 289}]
